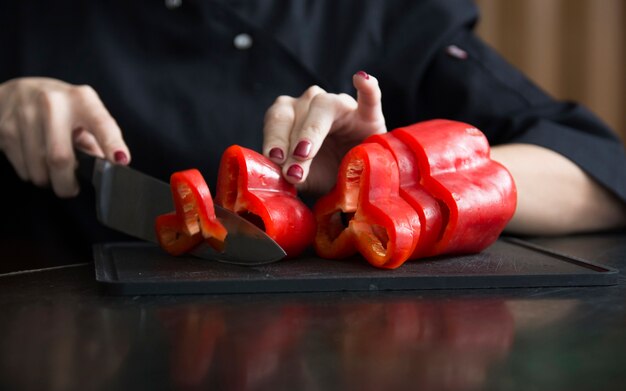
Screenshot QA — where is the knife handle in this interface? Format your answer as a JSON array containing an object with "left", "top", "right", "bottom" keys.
[{"left": 75, "top": 149, "right": 96, "bottom": 183}]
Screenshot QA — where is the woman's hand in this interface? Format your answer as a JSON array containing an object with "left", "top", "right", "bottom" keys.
[
  {"left": 0, "top": 77, "right": 130, "bottom": 197},
  {"left": 262, "top": 71, "right": 386, "bottom": 195}
]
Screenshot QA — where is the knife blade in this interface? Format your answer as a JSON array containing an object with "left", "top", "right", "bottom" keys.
[{"left": 76, "top": 151, "right": 287, "bottom": 265}]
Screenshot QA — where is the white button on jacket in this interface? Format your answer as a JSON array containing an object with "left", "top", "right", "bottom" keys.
[{"left": 233, "top": 33, "right": 253, "bottom": 50}]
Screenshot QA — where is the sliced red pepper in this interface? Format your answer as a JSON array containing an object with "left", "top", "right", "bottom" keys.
[
  {"left": 314, "top": 119, "right": 516, "bottom": 268},
  {"left": 170, "top": 169, "right": 227, "bottom": 243},
  {"left": 365, "top": 132, "right": 443, "bottom": 258},
  {"left": 214, "top": 145, "right": 315, "bottom": 258},
  {"left": 393, "top": 119, "right": 517, "bottom": 254},
  {"left": 312, "top": 195, "right": 358, "bottom": 260},
  {"left": 314, "top": 143, "right": 419, "bottom": 269},
  {"left": 156, "top": 169, "right": 227, "bottom": 256},
  {"left": 155, "top": 212, "right": 203, "bottom": 256}
]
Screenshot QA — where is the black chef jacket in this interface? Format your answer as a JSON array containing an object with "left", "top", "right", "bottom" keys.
[{"left": 1, "top": 0, "right": 625, "bottom": 262}]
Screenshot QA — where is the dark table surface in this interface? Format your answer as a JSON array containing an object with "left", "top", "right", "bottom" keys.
[{"left": 2, "top": 232, "right": 626, "bottom": 391}]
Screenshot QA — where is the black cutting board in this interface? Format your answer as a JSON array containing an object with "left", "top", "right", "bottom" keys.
[{"left": 93, "top": 237, "right": 618, "bottom": 295}]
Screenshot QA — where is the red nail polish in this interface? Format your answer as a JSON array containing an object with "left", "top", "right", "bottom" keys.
[
  {"left": 293, "top": 141, "right": 312, "bottom": 158},
  {"left": 287, "top": 164, "right": 303, "bottom": 180},
  {"left": 269, "top": 147, "right": 284, "bottom": 161},
  {"left": 356, "top": 70, "right": 370, "bottom": 80},
  {"left": 114, "top": 151, "right": 128, "bottom": 164}
]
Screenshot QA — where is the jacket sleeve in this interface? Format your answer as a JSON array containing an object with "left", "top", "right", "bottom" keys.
[{"left": 413, "top": 26, "right": 626, "bottom": 203}]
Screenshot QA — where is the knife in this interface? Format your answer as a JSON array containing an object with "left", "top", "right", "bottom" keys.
[{"left": 76, "top": 151, "right": 287, "bottom": 265}]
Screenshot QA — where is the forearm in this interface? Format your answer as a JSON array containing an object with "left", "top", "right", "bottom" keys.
[{"left": 491, "top": 143, "right": 626, "bottom": 235}]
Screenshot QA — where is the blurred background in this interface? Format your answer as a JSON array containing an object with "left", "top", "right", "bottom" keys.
[{"left": 475, "top": 0, "right": 625, "bottom": 142}]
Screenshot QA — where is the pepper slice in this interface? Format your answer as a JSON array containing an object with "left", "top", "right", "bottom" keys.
[
  {"left": 314, "top": 143, "right": 419, "bottom": 269},
  {"left": 393, "top": 119, "right": 517, "bottom": 254},
  {"left": 214, "top": 145, "right": 315, "bottom": 258},
  {"left": 170, "top": 169, "right": 228, "bottom": 241},
  {"left": 365, "top": 132, "right": 442, "bottom": 258},
  {"left": 155, "top": 212, "right": 204, "bottom": 256},
  {"left": 314, "top": 119, "right": 516, "bottom": 268},
  {"left": 156, "top": 169, "right": 227, "bottom": 256}
]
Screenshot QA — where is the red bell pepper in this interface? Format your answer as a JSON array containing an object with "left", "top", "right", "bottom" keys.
[
  {"left": 170, "top": 169, "right": 228, "bottom": 241},
  {"left": 365, "top": 132, "right": 443, "bottom": 258},
  {"left": 314, "top": 142, "right": 419, "bottom": 269},
  {"left": 214, "top": 145, "right": 315, "bottom": 258},
  {"left": 155, "top": 212, "right": 204, "bottom": 256},
  {"left": 393, "top": 120, "right": 516, "bottom": 255},
  {"left": 314, "top": 119, "right": 516, "bottom": 268},
  {"left": 156, "top": 169, "right": 227, "bottom": 256}
]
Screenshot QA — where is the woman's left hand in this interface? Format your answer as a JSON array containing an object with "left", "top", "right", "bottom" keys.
[{"left": 262, "top": 71, "right": 386, "bottom": 195}]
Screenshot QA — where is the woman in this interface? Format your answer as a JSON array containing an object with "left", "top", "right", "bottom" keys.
[{"left": 1, "top": 0, "right": 624, "bottom": 260}]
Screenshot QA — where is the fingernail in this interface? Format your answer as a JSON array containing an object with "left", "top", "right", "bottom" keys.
[
  {"left": 287, "top": 164, "right": 303, "bottom": 180},
  {"left": 356, "top": 70, "right": 369, "bottom": 80},
  {"left": 114, "top": 151, "right": 128, "bottom": 164},
  {"left": 269, "top": 147, "right": 284, "bottom": 161},
  {"left": 293, "top": 141, "right": 312, "bottom": 158}
]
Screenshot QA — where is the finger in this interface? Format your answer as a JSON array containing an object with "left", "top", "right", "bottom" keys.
[
  {"left": 282, "top": 93, "right": 356, "bottom": 184},
  {"left": 0, "top": 116, "right": 29, "bottom": 180},
  {"left": 41, "top": 90, "right": 79, "bottom": 197},
  {"left": 71, "top": 85, "right": 130, "bottom": 165},
  {"left": 263, "top": 85, "right": 326, "bottom": 166},
  {"left": 18, "top": 99, "right": 49, "bottom": 187},
  {"left": 283, "top": 86, "right": 327, "bottom": 168},
  {"left": 291, "top": 92, "right": 357, "bottom": 160},
  {"left": 73, "top": 127, "right": 105, "bottom": 158},
  {"left": 292, "top": 85, "right": 326, "bottom": 132},
  {"left": 353, "top": 71, "right": 384, "bottom": 123},
  {"left": 263, "top": 95, "right": 296, "bottom": 164}
]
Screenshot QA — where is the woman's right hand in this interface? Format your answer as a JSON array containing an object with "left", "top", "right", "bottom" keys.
[{"left": 0, "top": 77, "right": 130, "bottom": 197}]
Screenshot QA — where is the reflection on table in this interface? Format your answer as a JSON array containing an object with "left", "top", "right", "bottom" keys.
[{"left": 1, "top": 231, "right": 626, "bottom": 390}]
